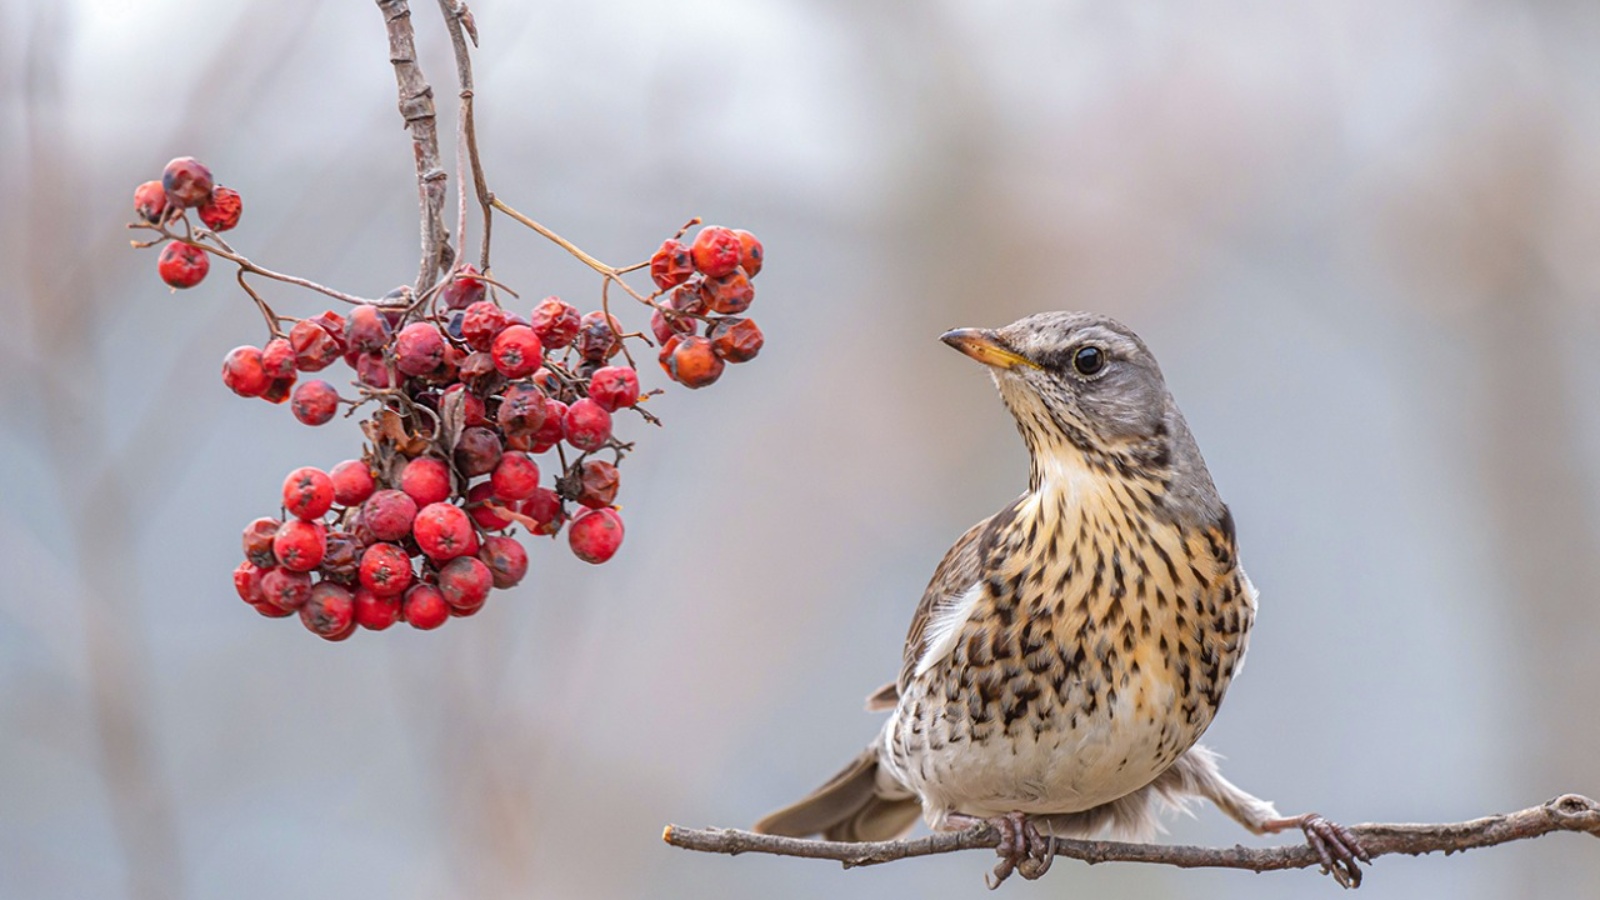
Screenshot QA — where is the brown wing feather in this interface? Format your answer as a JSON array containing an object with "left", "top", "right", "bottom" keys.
[{"left": 897, "top": 514, "right": 993, "bottom": 691}]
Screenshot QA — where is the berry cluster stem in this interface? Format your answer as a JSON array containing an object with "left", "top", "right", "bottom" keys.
[{"left": 377, "top": 0, "right": 454, "bottom": 293}]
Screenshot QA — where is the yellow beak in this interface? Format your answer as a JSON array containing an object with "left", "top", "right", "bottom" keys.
[{"left": 940, "top": 328, "right": 1040, "bottom": 370}]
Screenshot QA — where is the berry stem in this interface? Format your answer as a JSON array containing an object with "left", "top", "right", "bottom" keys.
[
  {"left": 376, "top": 0, "right": 454, "bottom": 294},
  {"left": 234, "top": 271, "right": 287, "bottom": 340},
  {"left": 127, "top": 221, "right": 369, "bottom": 306},
  {"left": 436, "top": 0, "right": 494, "bottom": 273}
]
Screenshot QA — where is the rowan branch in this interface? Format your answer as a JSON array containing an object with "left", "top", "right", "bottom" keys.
[
  {"left": 376, "top": 0, "right": 453, "bottom": 293},
  {"left": 664, "top": 793, "right": 1600, "bottom": 886}
]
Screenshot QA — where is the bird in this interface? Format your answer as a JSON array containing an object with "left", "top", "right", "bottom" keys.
[{"left": 754, "top": 312, "right": 1367, "bottom": 887}]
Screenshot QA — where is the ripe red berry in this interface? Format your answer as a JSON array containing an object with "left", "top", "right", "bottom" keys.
[
  {"left": 273, "top": 519, "right": 327, "bottom": 572},
  {"left": 650, "top": 307, "right": 696, "bottom": 344},
  {"left": 460, "top": 301, "right": 510, "bottom": 352},
  {"left": 519, "top": 487, "right": 567, "bottom": 536},
  {"left": 251, "top": 600, "right": 295, "bottom": 619},
  {"left": 734, "top": 229, "right": 763, "bottom": 277},
  {"left": 575, "top": 459, "right": 620, "bottom": 509},
  {"left": 344, "top": 304, "right": 392, "bottom": 353},
  {"left": 222, "top": 346, "right": 270, "bottom": 398},
  {"left": 438, "top": 556, "right": 493, "bottom": 613},
  {"left": 496, "top": 383, "right": 548, "bottom": 438},
  {"left": 467, "top": 482, "right": 514, "bottom": 530},
  {"left": 491, "top": 451, "right": 540, "bottom": 501},
  {"left": 260, "top": 339, "right": 296, "bottom": 382},
  {"left": 479, "top": 536, "right": 529, "bottom": 589},
  {"left": 359, "top": 542, "right": 414, "bottom": 597},
  {"left": 329, "top": 459, "right": 375, "bottom": 507},
  {"left": 413, "top": 502, "right": 478, "bottom": 561},
  {"left": 562, "top": 398, "right": 612, "bottom": 452},
  {"left": 400, "top": 457, "right": 452, "bottom": 506},
  {"left": 703, "top": 268, "right": 754, "bottom": 315},
  {"left": 709, "top": 316, "right": 764, "bottom": 363},
  {"left": 442, "top": 383, "right": 488, "bottom": 427},
  {"left": 535, "top": 399, "right": 567, "bottom": 446},
  {"left": 402, "top": 583, "right": 449, "bottom": 630},
  {"left": 574, "top": 312, "right": 623, "bottom": 362},
  {"left": 453, "top": 426, "right": 503, "bottom": 478},
  {"left": 161, "top": 156, "right": 214, "bottom": 208},
  {"left": 354, "top": 351, "right": 393, "bottom": 389},
  {"left": 666, "top": 335, "right": 724, "bottom": 388},
  {"left": 291, "top": 380, "right": 339, "bottom": 426},
  {"left": 282, "top": 467, "right": 335, "bottom": 520},
  {"left": 568, "top": 507, "right": 624, "bottom": 564},
  {"left": 353, "top": 586, "right": 401, "bottom": 631},
  {"left": 439, "top": 264, "right": 488, "bottom": 310},
  {"left": 198, "top": 186, "right": 242, "bottom": 231},
  {"left": 395, "top": 322, "right": 447, "bottom": 377},
  {"left": 234, "top": 561, "right": 267, "bottom": 605},
  {"left": 361, "top": 490, "right": 419, "bottom": 542},
  {"left": 586, "top": 366, "right": 640, "bottom": 411},
  {"left": 530, "top": 296, "right": 581, "bottom": 349},
  {"left": 491, "top": 324, "right": 543, "bottom": 379},
  {"left": 650, "top": 239, "right": 696, "bottom": 290},
  {"left": 158, "top": 241, "right": 209, "bottom": 288},
  {"left": 260, "top": 567, "right": 312, "bottom": 611},
  {"left": 242, "top": 517, "right": 280, "bottom": 567},
  {"left": 690, "top": 226, "right": 742, "bottom": 278},
  {"left": 289, "top": 319, "right": 342, "bottom": 372},
  {"left": 300, "top": 582, "right": 356, "bottom": 641},
  {"left": 133, "top": 180, "right": 168, "bottom": 224}
]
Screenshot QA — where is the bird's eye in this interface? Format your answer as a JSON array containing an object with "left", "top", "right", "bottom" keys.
[{"left": 1072, "top": 346, "right": 1105, "bottom": 376}]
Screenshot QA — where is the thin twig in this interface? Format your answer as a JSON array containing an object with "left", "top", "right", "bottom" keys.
[
  {"left": 376, "top": 0, "right": 453, "bottom": 292},
  {"left": 664, "top": 794, "right": 1600, "bottom": 885},
  {"left": 489, "top": 196, "right": 655, "bottom": 306},
  {"left": 128, "top": 223, "right": 368, "bottom": 306},
  {"left": 437, "top": 0, "right": 494, "bottom": 271}
]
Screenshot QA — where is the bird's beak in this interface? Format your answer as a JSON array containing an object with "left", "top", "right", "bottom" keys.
[{"left": 940, "top": 328, "right": 1040, "bottom": 370}]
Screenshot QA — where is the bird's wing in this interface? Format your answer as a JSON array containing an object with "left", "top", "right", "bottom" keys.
[{"left": 898, "top": 506, "right": 1006, "bottom": 690}]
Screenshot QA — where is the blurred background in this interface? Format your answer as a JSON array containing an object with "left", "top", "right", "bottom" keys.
[{"left": 3, "top": 1, "right": 1599, "bottom": 898}]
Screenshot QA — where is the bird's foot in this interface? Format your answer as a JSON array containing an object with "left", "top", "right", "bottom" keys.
[
  {"left": 951, "top": 811, "right": 1054, "bottom": 888},
  {"left": 1264, "top": 812, "right": 1370, "bottom": 888}
]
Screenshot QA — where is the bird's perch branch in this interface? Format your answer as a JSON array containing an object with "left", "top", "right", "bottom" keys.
[{"left": 664, "top": 794, "right": 1600, "bottom": 884}]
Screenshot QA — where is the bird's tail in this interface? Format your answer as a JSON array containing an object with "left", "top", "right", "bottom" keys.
[{"left": 753, "top": 747, "right": 921, "bottom": 842}]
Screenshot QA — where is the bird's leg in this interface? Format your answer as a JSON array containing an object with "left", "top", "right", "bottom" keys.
[{"left": 945, "top": 812, "right": 1057, "bottom": 888}]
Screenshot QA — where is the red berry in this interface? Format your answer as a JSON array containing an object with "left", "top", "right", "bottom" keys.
[
  {"left": 690, "top": 226, "right": 742, "bottom": 278},
  {"left": 650, "top": 239, "right": 696, "bottom": 290},
  {"left": 734, "top": 229, "right": 763, "bottom": 277},
  {"left": 491, "top": 452, "right": 541, "bottom": 501},
  {"left": 354, "top": 351, "right": 393, "bottom": 389},
  {"left": 222, "top": 346, "right": 270, "bottom": 398},
  {"left": 441, "top": 383, "right": 488, "bottom": 427},
  {"left": 400, "top": 457, "right": 452, "bottom": 506},
  {"left": 359, "top": 542, "right": 414, "bottom": 597},
  {"left": 496, "top": 383, "right": 548, "bottom": 438},
  {"left": 402, "top": 583, "right": 449, "bottom": 630},
  {"left": 344, "top": 304, "right": 392, "bottom": 353},
  {"left": 161, "top": 156, "right": 214, "bottom": 208},
  {"left": 395, "top": 322, "right": 447, "bottom": 377},
  {"left": 575, "top": 459, "right": 620, "bottom": 509},
  {"left": 671, "top": 278, "right": 708, "bottom": 315},
  {"left": 251, "top": 601, "right": 295, "bottom": 619},
  {"left": 353, "top": 586, "right": 401, "bottom": 631},
  {"left": 534, "top": 399, "right": 567, "bottom": 446},
  {"left": 329, "top": 459, "right": 375, "bottom": 507},
  {"left": 457, "top": 351, "right": 503, "bottom": 396},
  {"left": 562, "top": 398, "right": 612, "bottom": 452},
  {"left": 467, "top": 482, "right": 514, "bottom": 530},
  {"left": 291, "top": 379, "right": 339, "bottom": 426},
  {"left": 133, "top": 180, "right": 167, "bottom": 224},
  {"left": 319, "top": 530, "right": 362, "bottom": 583},
  {"left": 519, "top": 488, "right": 567, "bottom": 536},
  {"left": 273, "top": 519, "right": 326, "bottom": 572},
  {"left": 666, "top": 335, "right": 724, "bottom": 388},
  {"left": 282, "top": 466, "right": 335, "bottom": 520},
  {"left": 479, "top": 536, "right": 529, "bottom": 589},
  {"left": 460, "top": 301, "right": 510, "bottom": 352},
  {"left": 361, "top": 490, "right": 418, "bottom": 542},
  {"left": 233, "top": 561, "right": 266, "bottom": 605},
  {"left": 574, "top": 312, "right": 623, "bottom": 362},
  {"left": 198, "top": 186, "right": 242, "bottom": 231},
  {"left": 650, "top": 307, "right": 696, "bottom": 344},
  {"left": 413, "top": 502, "right": 478, "bottom": 561},
  {"left": 289, "top": 319, "right": 342, "bottom": 372},
  {"left": 491, "top": 325, "right": 543, "bottom": 379},
  {"left": 261, "top": 339, "right": 296, "bottom": 381},
  {"left": 438, "top": 556, "right": 493, "bottom": 613},
  {"left": 242, "top": 517, "right": 280, "bottom": 567},
  {"left": 587, "top": 366, "right": 640, "bottom": 411},
  {"left": 709, "top": 316, "right": 764, "bottom": 363},
  {"left": 453, "top": 426, "right": 503, "bottom": 478},
  {"left": 439, "top": 264, "right": 488, "bottom": 310},
  {"left": 300, "top": 582, "right": 356, "bottom": 641},
  {"left": 568, "top": 507, "right": 624, "bottom": 564},
  {"left": 530, "top": 296, "right": 581, "bottom": 349},
  {"left": 260, "top": 377, "right": 295, "bottom": 404},
  {"left": 703, "top": 268, "right": 754, "bottom": 315},
  {"left": 260, "top": 567, "right": 312, "bottom": 611},
  {"left": 158, "top": 241, "right": 209, "bottom": 288}
]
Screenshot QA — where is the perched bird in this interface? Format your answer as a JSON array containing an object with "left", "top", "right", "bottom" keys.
[{"left": 755, "top": 312, "right": 1367, "bottom": 887}]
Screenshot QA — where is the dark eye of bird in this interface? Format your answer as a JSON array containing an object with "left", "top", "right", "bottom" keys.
[{"left": 1072, "top": 345, "right": 1105, "bottom": 376}]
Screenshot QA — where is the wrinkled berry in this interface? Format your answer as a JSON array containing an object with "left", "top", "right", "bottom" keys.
[
  {"left": 134, "top": 180, "right": 167, "bottom": 224},
  {"left": 709, "top": 316, "right": 764, "bottom": 363},
  {"left": 690, "top": 226, "right": 742, "bottom": 278},
  {"left": 158, "top": 241, "right": 209, "bottom": 289},
  {"left": 496, "top": 383, "right": 548, "bottom": 437},
  {"left": 650, "top": 239, "right": 696, "bottom": 290},
  {"left": 234, "top": 561, "right": 266, "bottom": 605},
  {"left": 575, "top": 459, "right": 619, "bottom": 509},
  {"left": 460, "top": 301, "right": 510, "bottom": 352},
  {"left": 439, "top": 264, "right": 487, "bottom": 310},
  {"left": 354, "top": 351, "right": 392, "bottom": 389},
  {"left": 530, "top": 296, "right": 581, "bottom": 349},
  {"left": 650, "top": 307, "right": 696, "bottom": 344},
  {"left": 242, "top": 517, "right": 280, "bottom": 567},
  {"left": 301, "top": 581, "right": 356, "bottom": 641},
  {"left": 198, "top": 186, "right": 242, "bottom": 232},
  {"left": 703, "top": 268, "right": 754, "bottom": 315},
  {"left": 291, "top": 380, "right": 339, "bottom": 426},
  {"left": 573, "top": 312, "right": 623, "bottom": 362},
  {"left": 568, "top": 507, "right": 624, "bottom": 564},
  {"left": 734, "top": 229, "right": 763, "bottom": 277},
  {"left": 320, "top": 530, "right": 362, "bottom": 582},
  {"left": 162, "top": 156, "right": 214, "bottom": 208},
  {"left": 453, "top": 426, "right": 503, "bottom": 477},
  {"left": 666, "top": 335, "right": 724, "bottom": 388},
  {"left": 345, "top": 304, "right": 392, "bottom": 353},
  {"left": 289, "top": 319, "right": 342, "bottom": 372}
]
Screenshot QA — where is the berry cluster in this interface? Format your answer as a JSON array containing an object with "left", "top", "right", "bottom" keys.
[{"left": 130, "top": 156, "right": 766, "bottom": 639}]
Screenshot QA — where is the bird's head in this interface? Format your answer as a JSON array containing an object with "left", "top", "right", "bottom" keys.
[{"left": 942, "top": 312, "right": 1208, "bottom": 501}]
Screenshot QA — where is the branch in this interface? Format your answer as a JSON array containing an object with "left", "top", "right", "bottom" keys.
[
  {"left": 436, "top": 0, "right": 494, "bottom": 271},
  {"left": 376, "top": 0, "right": 453, "bottom": 293},
  {"left": 664, "top": 794, "right": 1600, "bottom": 886}
]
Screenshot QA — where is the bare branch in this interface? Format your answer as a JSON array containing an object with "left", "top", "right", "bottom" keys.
[
  {"left": 376, "top": 0, "right": 453, "bottom": 292},
  {"left": 436, "top": 0, "right": 494, "bottom": 271},
  {"left": 664, "top": 794, "right": 1600, "bottom": 885}
]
